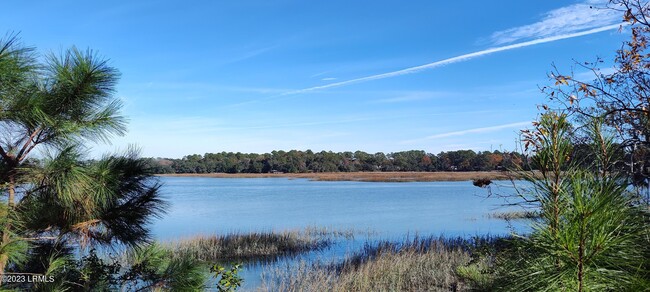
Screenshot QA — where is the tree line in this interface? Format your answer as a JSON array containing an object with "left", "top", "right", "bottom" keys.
[{"left": 145, "top": 149, "right": 529, "bottom": 174}]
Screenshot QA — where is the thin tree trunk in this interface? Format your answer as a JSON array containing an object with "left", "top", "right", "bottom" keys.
[
  {"left": 577, "top": 215, "right": 586, "bottom": 292},
  {"left": 0, "top": 172, "right": 16, "bottom": 284},
  {"left": 552, "top": 166, "right": 562, "bottom": 274},
  {"left": 7, "top": 173, "right": 15, "bottom": 209}
]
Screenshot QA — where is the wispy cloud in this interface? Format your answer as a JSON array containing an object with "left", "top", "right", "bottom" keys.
[
  {"left": 253, "top": 23, "right": 623, "bottom": 104},
  {"left": 221, "top": 45, "right": 278, "bottom": 64},
  {"left": 310, "top": 71, "right": 331, "bottom": 78},
  {"left": 371, "top": 91, "right": 445, "bottom": 104},
  {"left": 401, "top": 121, "right": 531, "bottom": 144},
  {"left": 132, "top": 109, "right": 516, "bottom": 135},
  {"left": 134, "top": 81, "right": 292, "bottom": 94},
  {"left": 321, "top": 77, "right": 337, "bottom": 81},
  {"left": 490, "top": 0, "right": 621, "bottom": 45}
]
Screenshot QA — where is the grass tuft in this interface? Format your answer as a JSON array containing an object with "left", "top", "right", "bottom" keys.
[
  {"left": 164, "top": 228, "right": 355, "bottom": 262},
  {"left": 259, "top": 236, "right": 503, "bottom": 292}
]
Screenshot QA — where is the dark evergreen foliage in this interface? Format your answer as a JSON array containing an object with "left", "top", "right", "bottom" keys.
[{"left": 146, "top": 149, "right": 531, "bottom": 174}]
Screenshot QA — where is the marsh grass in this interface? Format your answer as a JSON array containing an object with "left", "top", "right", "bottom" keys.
[
  {"left": 258, "top": 236, "right": 503, "bottom": 292},
  {"left": 165, "top": 228, "right": 356, "bottom": 262},
  {"left": 302, "top": 226, "right": 358, "bottom": 239}
]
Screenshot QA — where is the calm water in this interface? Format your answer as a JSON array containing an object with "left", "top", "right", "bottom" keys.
[
  {"left": 151, "top": 177, "right": 530, "bottom": 289},
  {"left": 151, "top": 177, "right": 527, "bottom": 240}
]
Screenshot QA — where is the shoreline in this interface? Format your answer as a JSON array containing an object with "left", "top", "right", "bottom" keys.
[{"left": 156, "top": 171, "right": 517, "bottom": 182}]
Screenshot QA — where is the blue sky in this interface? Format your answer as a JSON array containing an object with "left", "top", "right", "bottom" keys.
[{"left": 2, "top": 0, "right": 629, "bottom": 158}]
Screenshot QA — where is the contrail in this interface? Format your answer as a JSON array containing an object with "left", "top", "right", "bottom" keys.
[
  {"left": 255, "top": 23, "right": 623, "bottom": 103},
  {"left": 400, "top": 121, "right": 532, "bottom": 144},
  {"left": 423, "top": 121, "right": 532, "bottom": 139}
]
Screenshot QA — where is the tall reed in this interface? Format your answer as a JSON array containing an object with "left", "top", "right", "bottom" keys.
[
  {"left": 259, "top": 236, "right": 499, "bottom": 291},
  {"left": 164, "top": 228, "right": 354, "bottom": 262}
]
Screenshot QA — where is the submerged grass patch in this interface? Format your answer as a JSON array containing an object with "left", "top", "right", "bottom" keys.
[
  {"left": 165, "top": 228, "right": 355, "bottom": 262},
  {"left": 259, "top": 236, "right": 504, "bottom": 292}
]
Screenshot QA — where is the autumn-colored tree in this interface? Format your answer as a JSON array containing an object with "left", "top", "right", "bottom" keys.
[{"left": 544, "top": 0, "right": 650, "bottom": 191}]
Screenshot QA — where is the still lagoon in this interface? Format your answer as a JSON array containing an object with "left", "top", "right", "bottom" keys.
[
  {"left": 150, "top": 177, "right": 530, "bottom": 289},
  {"left": 151, "top": 177, "right": 528, "bottom": 240}
]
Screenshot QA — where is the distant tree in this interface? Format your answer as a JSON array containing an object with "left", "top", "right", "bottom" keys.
[
  {"left": 487, "top": 152, "right": 505, "bottom": 170},
  {"left": 420, "top": 154, "right": 433, "bottom": 171},
  {"left": 247, "top": 156, "right": 265, "bottom": 173},
  {"left": 354, "top": 151, "right": 375, "bottom": 171},
  {"left": 472, "top": 151, "right": 492, "bottom": 171}
]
